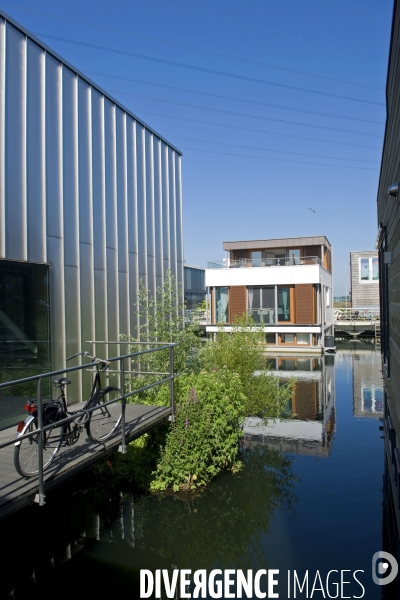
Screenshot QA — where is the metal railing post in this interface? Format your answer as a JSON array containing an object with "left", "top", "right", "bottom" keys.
[
  {"left": 118, "top": 358, "right": 127, "bottom": 454},
  {"left": 169, "top": 345, "right": 175, "bottom": 422},
  {"left": 34, "top": 378, "right": 46, "bottom": 506}
]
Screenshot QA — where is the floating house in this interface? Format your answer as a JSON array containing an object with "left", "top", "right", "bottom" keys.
[{"left": 205, "top": 236, "right": 334, "bottom": 353}]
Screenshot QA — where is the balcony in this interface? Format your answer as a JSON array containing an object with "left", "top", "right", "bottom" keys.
[{"left": 207, "top": 256, "right": 322, "bottom": 269}]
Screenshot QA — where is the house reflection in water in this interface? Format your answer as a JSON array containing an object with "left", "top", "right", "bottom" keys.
[
  {"left": 351, "top": 344, "right": 383, "bottom": 419},
  {"left": 244, "top": 355, "right": 336, "bottom": 457}
]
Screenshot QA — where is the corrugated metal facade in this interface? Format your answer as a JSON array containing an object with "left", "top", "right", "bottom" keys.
[{"left": 0, "top": 12, "right": 184, "bottom": 402}]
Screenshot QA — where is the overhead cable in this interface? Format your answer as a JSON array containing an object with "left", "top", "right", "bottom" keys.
[
  {"left": 3, "top": 3, "right": 384, "bottom": 91},
  {"left": 108, "top": 88, "right": 383, "bottom": 137},
  {"left": 35, "top": 33, "right": 385, "bottom": 107},
  {"left": 86, "top": 71, "right": 384, "bottom": 125}
]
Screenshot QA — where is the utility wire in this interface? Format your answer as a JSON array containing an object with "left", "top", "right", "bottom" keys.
[
  {"left": 107, "top": 88, "right": 383, "bottom": 137},
  {"left": 87, "top": 71, "right": 384, "bottom": 125},
  {"left": 142, "top": 0, "right": 386, "bottom": 63},
  {"left": 36, "top": 33, "right": 385, "bottom": 107},
  {"left": 137, "top": 109, "right": 382, "bottom": 150},
  {"left": 2, "top": 3, "right": 385, "bottom": 92},
  {"left": 179, "top": 146, "right": 379, "bottom": 170},
  {"left": 169, "top": 135, "right": 379, "bottom": 163}
]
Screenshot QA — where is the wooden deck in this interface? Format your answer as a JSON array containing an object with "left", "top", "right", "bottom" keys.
[{"left": 0, "top": 403, "right": 171, "bottom": 520}]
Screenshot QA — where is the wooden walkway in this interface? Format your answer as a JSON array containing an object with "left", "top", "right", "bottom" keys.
[{"left": 0, "top": 403, "right": 171, "bottom": 520}]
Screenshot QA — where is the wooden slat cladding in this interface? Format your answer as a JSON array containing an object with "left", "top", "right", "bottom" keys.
[
  {"left": 229, "top": 286, "right": 247, "bottom": 322},
  {"left": 304, "top": 245, "right": 321, "bottom": 259},
  {"left": 295, "top": 284, "right": 314, "bottom": 324},
  {"left": 324, "top": 249, "right": 332, "bottom": 273},
  {"left": 293, "top": 381, "right": 318, "bottom": 420}
]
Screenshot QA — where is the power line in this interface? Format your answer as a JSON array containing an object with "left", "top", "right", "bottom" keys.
[
  {"left": 136, "top": 109, "right": 383, "bottom": 149},
  {"left": 36, "top": 33, "right": 385, "bottom": 107},
  {"left": 86, "top": 71, "right": 385, "bottom": 125},
  {"left": 107, "top": 88, "right": 383, "bottom": 137},
  {"left": 169, "top": 135, "right": 380, "bottom": 163},
  {"left": 142, "top": 0, "right": 386, "bottom": 63},
  {"left": 2, "top": 3, "right": 385, "bottom": 92},
  {"left": 179, "top": 146, "right": 379, "bottom": 170}
]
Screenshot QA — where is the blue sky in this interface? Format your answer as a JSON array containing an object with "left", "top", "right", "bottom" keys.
[{"left": 1, "top": 0, "right": 394, "bottom": 294}]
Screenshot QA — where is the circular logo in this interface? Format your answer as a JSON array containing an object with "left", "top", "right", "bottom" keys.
[{"left": 372, "top": 551, "right": 398, "bottom": 585}]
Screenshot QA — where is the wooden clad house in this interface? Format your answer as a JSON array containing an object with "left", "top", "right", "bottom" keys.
[
  {"left": 350, "top": 251, "right": 379, "bottom": 308},
  {"left": 206, "top": 236, "right": 333, "bottom": 353}
]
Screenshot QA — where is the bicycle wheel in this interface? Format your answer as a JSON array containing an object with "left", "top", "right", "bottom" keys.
[
  {"left": 14, "top": 418, "right": 64, "bottom": 478},
  {"left": 87, "top": 386, "right": 122, "bottom": 443}
]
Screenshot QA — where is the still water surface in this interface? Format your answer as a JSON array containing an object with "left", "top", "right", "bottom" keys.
[
  {"left": 2, "top": 343, "right": 386, "bottom": 598},
  {"left": 89, "top": 342, "right": 385, "bottom": 598}
]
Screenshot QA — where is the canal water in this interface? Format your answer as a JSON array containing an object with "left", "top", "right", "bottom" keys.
[{"left": 1, "top": 343, "right": 388, "bottom": 599}]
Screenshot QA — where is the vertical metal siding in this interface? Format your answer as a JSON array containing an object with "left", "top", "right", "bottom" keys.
[
  {"left": 27, "top": 39, "right": 46, "bottom": 263},
  {"left": 0, "top": 19, "right": 5, "bottom": 258},
  {"left": 5, "top": 24, "right": 26, "bottom": 260},
  {"left": 0, "top": 15, "right": 184, "bottom": 402}
]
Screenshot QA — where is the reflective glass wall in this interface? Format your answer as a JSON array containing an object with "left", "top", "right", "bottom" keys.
[{"left": 0, "top": 260, "right": 51, "bottom": 428}]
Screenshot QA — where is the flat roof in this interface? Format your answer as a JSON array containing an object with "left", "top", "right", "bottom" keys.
[
  {"left": 223, "top": 236, "right": 332, "bottom": 252},
  {"left": 0, "top": 8, "right": 182, "bottom": 155}
]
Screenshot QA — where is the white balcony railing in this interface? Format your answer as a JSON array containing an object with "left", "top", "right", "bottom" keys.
[{"left": 207, "top": 256, "right": 322, "bottom": 269}]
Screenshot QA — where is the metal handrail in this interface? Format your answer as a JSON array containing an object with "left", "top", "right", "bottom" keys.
[
  {"left": 334, "top": 308, "right": 380, "bottom": 321},
  {"left": 207, "top": 256, "right": 322, "bottom": 269},
  {"left": 0, "top": 342, "right": 178, "bottom": 506}
]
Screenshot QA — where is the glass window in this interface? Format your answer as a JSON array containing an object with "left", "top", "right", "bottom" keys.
[
  {"left": 251, "top": 251, "right": 261, "bottom": 267},
  {"left": 288, "top": 249, "right": 301, "bottom": 265},
  {"left": 359, "top": 257, "right": 379, "bottom": 282},
  {"left": 363, "top": 388, "right": 373, "bottom": 412},
  {"left": 248, "top": 286, "right": 275, "bottom": 323},
  {"left": 215, "top": 287, "right": 229, "bottom": 323},
  {"left": 360, "top": 258, "right": 370, "bottom": 280},
  {"left": 372, "top": 258, "right": 379, "bottom": 280},
  {"left": 266, "top": 332, "right": 276, "bottom": 345},
  {"left": 278, "top": 287, "right": 291, "bottom": 321},
  {"left": 297, "top": 358, "right": 311, "bottom": 370},
  {"left": 279, "top": 358, "right": 296, "bottom": 369},
  {"left": 280, "top": 333, "right": 294, "bottom": 344},
  {"left": 0, "top": 260, "right": 51, "bottom": 429},
  {"left": 263, "top": 249, "right": 286, "bottom": 266},
  {"left": 185, "top": 268, "right": 191, "bottom": 289},
  {"left": 297, "top": 333, "right": 310, "bottom": 345}
]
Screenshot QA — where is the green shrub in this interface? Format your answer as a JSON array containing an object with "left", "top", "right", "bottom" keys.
[
  {"left": 150, "top": 369, "right": 245, "bottom": 492},
  {"left": 200, "top": 314, "right": 293, "bottom": 421}
]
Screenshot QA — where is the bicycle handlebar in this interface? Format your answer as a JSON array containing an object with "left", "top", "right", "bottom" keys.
[{"left": 66, "top": 351, "right": 110, "bottom": 370}]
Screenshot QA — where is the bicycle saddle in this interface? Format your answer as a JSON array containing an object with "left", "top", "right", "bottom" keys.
[{"left": 52, "top": 377, "right": 71, "bottom": 386}]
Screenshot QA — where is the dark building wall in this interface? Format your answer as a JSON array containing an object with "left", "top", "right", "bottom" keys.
[{"left": 376, "top": 0, "right": 400, "bottom": 536}]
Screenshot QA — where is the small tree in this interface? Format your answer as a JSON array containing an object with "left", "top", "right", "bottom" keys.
[{"left": 123, "top": 271, "right": 203, "bottom": 404}]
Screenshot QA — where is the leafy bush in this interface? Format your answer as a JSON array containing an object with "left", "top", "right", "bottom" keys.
[
  {"left": 150, "top": 369, "right": 244, "bottom": 492},
  {"left": 200, "top": 313, "right": 293, "bottom": 421}
]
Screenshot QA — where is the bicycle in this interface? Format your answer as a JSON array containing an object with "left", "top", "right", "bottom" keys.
[{"left": 14, "top": 352, "right": 121, "bottom": 478}]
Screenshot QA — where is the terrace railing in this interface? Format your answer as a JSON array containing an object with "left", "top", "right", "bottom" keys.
[
  {"left": 207, "top": 256, "right": 322, "bottom": 269},
  {"left": 334, "top": 308, "right": 380, "bottom": 321},
  {"left": 0, "top": 341, "right": 177, "bottom": 506}
]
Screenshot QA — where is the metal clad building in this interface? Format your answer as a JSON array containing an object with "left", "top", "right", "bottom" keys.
[{"left": 0, "top": 11, "right": 183, "bottom": 403}]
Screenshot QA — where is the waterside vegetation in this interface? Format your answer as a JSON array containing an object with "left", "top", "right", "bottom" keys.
[{"left": 98, "top": 272, "right": 293, "bottom": 493}]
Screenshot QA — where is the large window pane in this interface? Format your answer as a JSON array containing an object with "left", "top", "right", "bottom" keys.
[
  {"left": 372, "top": 258, "right": 379, "bottom": 280},
  {"left": 278, "top": 287, "right": 291, "bottom": 321},
  {"left": 216, "top": 287, "right": 229, "bottom": 323},
  {"left": 248, "top": 286, "right": 275, "bottom": 323},
  {"left": 251, "top": 251, "right": 261, "bottom": 267},
  {"left": 360, "top": 258, "right": 370, "bottom": 280},
  {"left": 0, "top": 260, "right": 51, "bottom": 429}
]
